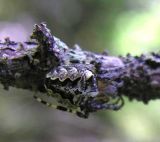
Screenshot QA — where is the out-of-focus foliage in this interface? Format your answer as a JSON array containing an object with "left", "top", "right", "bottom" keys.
[{"left": 0, "top": 0, "right": 160, "bottom": 142}]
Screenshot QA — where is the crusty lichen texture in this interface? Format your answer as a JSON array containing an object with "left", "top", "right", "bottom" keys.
[{"left": 0, "top": 23, "right": 159, "bottom": 118}]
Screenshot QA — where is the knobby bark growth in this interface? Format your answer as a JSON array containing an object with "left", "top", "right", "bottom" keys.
[{"left": 0, "top": 23, "right": 159, "bottom": 109}]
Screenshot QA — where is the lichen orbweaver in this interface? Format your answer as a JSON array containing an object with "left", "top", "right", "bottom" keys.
[{"left": 33, "top": 64, "right": 124, "bottom": 118}]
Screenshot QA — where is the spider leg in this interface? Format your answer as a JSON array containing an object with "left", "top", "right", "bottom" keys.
[
  {"left": 91, "top": 96, "right": 124, "bottom": 111},
  {"left": 33, "top": 95, "right": 89, "bottom": 118},
  {"left": 76, "top": 111, "right": 89, "bottom": 119},
  {"left": 33, "top": 95, "right": 58, "bottom": 108},
  {"left": 44, "top": 85, "right": 61, "bottom": 99},
  {"left": 104, "top": 96, "right": 124, "bottom": 110},
  {"left": 44, "top": 85, "right": 67, "bottom": 106}
]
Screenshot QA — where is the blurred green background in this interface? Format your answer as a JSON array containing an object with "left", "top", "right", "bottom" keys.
[{"left": 0, "top": 0, "right": 160, "bottom": 142}]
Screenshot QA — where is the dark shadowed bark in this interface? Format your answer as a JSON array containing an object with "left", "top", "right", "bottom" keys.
[{"left": 0, "top": 23, "right": 159, "bottom": 107}]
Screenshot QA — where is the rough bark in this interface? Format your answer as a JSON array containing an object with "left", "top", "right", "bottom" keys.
[{"left": 0, "top": 23, "right": 159, "bottom": 106}]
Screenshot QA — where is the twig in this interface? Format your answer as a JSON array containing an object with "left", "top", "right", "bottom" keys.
[{"left": 0, "top": 23, "right": 160, "bottom": 117}]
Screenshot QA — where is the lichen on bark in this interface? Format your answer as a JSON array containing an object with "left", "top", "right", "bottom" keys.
[{"left": 0, "top": 23, "right": 159, "bottom": 113}]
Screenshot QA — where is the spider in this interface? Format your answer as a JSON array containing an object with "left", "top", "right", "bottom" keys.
[
  {"left": 33, "top": 64, "right": 124, "bottom": 118},
  {"left": 31, "top": 23, "right": 124, "bottom": 118}
]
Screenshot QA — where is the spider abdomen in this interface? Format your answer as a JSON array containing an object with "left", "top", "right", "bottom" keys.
[{"left": 46, "top": 65, "right": 98, "bottom": 96}]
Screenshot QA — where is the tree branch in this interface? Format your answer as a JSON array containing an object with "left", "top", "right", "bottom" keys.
[{"left": 0, "top": 23, "right": 159, "bottom": 107}]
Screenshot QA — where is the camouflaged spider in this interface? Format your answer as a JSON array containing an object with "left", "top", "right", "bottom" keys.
[
  {"left": 34, "top": 64, "right": 124, "bottom": 118},
  {"left": 31, "top": 23, "right": 124, "bottom": 118}
]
